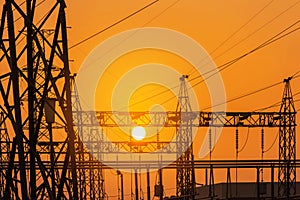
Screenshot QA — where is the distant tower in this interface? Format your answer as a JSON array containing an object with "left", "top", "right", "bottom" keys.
[
  {"left": 0, "top": 113, "right": 9, "bottom": 198},
  {"left": 176, "top": 75, "right": 195, "bottom": 199},
  {"left": 71, "top": 76, "right": 106, "bottom": 200},
  {"left": 278, "top": 77, "right": 296, "bottom": 198}
]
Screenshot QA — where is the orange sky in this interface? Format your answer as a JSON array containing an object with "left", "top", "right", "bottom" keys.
[
  {"left": 1, "top": 0, "right": 300, "bottom": 198},
  {"left": 63, "top": 1, "right": 300, "bottom": 198}
]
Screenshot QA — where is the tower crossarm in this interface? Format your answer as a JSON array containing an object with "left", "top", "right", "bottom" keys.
[{"left": 74, "top": 111, "right": 287, "bottom": 128}]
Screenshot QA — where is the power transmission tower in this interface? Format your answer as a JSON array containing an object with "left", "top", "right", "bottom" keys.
[
  {"left": 0, "top": 113, "right": 9, "bottom": 198},
  {"left": 0, "top": 1, "right": 78, "bottom": 199},
  {"left": 176, "top": 75, "right": 196, "bottom": 200},
  {"left": 71, "top": 76, "right": 106, "bottom": 200},
  {"left": 278, "top": 77, "right": 296, "bottom": 198}
]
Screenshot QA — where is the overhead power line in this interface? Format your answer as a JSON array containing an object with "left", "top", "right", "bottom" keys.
[
  {"left": 201, "top": 81, "right": 282, "bottom": 111},
  {"left": 211, "top": 0, "right": 275, "bottom": 55},
  {"left": 187, "top": 0, "right": 275, "bottom": 76},
  {"left": 201, "top": 75, "right": 300, "bottom": 111},
  {"left": 188, "top": 0, "right": 300, "bottom": 77},
  {"left": 189, "top": 19, "right": 300, "bottom": 86},
  {"left": 292, "top": 69, "right": 300, "bottom": 78},
  {"left": 254, "top": 91, "right": 300, "bottom": 111},
  {"left": 128, "top": 19, "right": 300, "bottom": 109},
  {"left": 69, "top": 0, "right": 160, "bottom": 49},
  {"left": 128, "top": 0, "right": 300, "bottom": 108}
]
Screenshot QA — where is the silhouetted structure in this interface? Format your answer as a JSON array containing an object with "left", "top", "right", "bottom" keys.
[{"left": 0, "top": 1, "right": 297, "bottom": 199}]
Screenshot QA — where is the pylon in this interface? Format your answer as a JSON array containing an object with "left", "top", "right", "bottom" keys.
[
  {"left": 278, "top": 77, "right": 296, "bottom": 198},
  {"left": 176, "top": 75, "right": 195, "bottom": 199}
]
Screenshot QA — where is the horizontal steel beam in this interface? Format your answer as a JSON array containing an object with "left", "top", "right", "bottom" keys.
[
  {"left": 74, "top": 111, "right": 295, "bottom": 128},
  {"left": 0, "top": 159, "right": 298, "bottom": 170}
]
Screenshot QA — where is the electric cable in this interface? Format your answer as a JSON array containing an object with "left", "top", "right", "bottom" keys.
[
  {"left": 189, "top": 19, "right": 300, "bottom": 85},
  {"left": 263, "top": 131, "right": 278, "bottom": 153},
  {"left": 132, "top": 0, "right": 299, "bottom": 108},
  {"left": 237, "top": 128, "right": 250, "bottom": 153},
  {"left": 71, "top": 0, "right": 183, "bottom": 110},
  {"left": 70, "top": 1, "right": 300, "bottom": 112},
  {"left": 188, "top": 0, "right": 300, "bottom": 77},
  {"left": 291, "top": 69, "right": 300, "bottom": 78},
  {"left": 135, "top": 0, "right": 274, "bottom": 107},
  {"left": 194, "top": 69, "right": 300, "bottom": 111},
  {"left": 187, "top": 0, "right": 275, "bottom": 76},
  {"left": 210, "top": 0, "right": 275, "bottom": 55},
  {"left": 201, "top": 80, "right": 282, "bottom": 111},
  {"left": 118, "top": 0, "right": 275, "bottom": 109},
  {"left": 127, "top": 19, "right": 300, "bottom": 109},
  {"left": 69, "top": 0, "right": 160, "bottom": 49},
  {"left": 253, "top": 91, "right": 300, "bottom": 111}
]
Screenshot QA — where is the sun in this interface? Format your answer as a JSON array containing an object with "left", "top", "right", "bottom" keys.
[{"left": 132, "top": 126, "right": 146, "bottom": 141}]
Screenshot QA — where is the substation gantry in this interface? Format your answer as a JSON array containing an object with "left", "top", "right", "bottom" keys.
[
  {"left": 73, "top": 76, "right": 297, "bottom": 199},
  {"left": 0, "top": 0, "right": 297, "bottom": 199}
]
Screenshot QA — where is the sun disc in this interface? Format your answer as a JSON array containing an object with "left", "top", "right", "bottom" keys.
[{"left": 132, "top": 126, "right": 146, "bottom": 141}]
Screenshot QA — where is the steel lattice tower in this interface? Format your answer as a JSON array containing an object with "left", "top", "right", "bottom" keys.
[
  {"left": 278, "top": 77, "right": 296, "bottom": 197},
  {"left": 0, "top": 113, "right": 9, "bottom": 198},
  {"left": 71, "top": 76, "right": 106, "bottom": 200},
  {"left": 176, "top": 75, "right": 196, "bottom": 199},
  {"left": 0, "top": 0, "right": 78, "bottom": 199}
]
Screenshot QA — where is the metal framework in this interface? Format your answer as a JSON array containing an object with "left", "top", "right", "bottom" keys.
[
  {"left": 72, "top": 79, "right": 296, "bottom": 199},
  {"left": 278, "top": 77, "right": 296, "bottom": 197},
  {"left": 71, "top": 77, "right": 105, "bottom": 200},
  {"left": 80, "top": 111, "right": 283, "bottom": 128},
  {"left": 0, "top": 0, "right": 78, "bottom": 199},
  {"left": 175, "top": 75, "right": 195, "bottom": 199},
  {"left": 0, "top": 1, "right": 297, "bottom": 199}
]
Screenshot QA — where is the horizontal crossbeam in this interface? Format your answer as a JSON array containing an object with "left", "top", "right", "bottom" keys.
[{"left": 74, "top": 111, "right": 295, "bottom": 128}]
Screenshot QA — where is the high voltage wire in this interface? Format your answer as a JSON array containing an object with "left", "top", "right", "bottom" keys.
[
  {"left": 187, "top": 0, "right": 275, "bottom": 76},
  {"left": 187, "top": 22, "right": 300, "bottom": 101},
  {"left": 292, "top": 69, "right": 300, "bottom": 78},
  {"left": 127, "top": 19, "right": 300, "bottom": 110},
  {"left": 131, "top": 0, "right": 300, "bottom": 108},
  {"left": 201, "top": 81, "right": 282, "bottom": 111},
  {"left": 189, "top": 19, "right": 300, "bottom": 85},
  {"left": 69, "top": 0, "right": 182, "bottom": 51},
  {"left": 130, "top": 0, "right": 276, "bottom": 105},
  {"left": 127, "top": 19, "right": 300, "bottom": 109},
  {"left": 126, "top": 1, "right": 297, "bottom": 110},
  {"left": 263, "top": 132, "right": 278, "bottom": 153},
  {"left": 70, "top": 0, "right": 183, "bottom": 110},
  {"left": 210, "top": 0, "right": 275, "bottom": 55},
  {"left": 237, "top": 128, "right": 250, "bottom": 153},
  {"left": 202, "top": 77, "right": 300, "bottom": 111},
  {"left": 81, "top": 0, "right": 183, "bottom": 110},
  {"left": 66, "top": 1, "right": 300, "bottom": 111},
  {"left": 188, "top": 0, "right": 300, "bottom": 77},
  {"left": 69, "top": 0, "right": 160, "bottom": 49},
  {"left": 254, "top": 91, "right": 300, "bottom": 111},
  {"left": 201, "top": 75, "right": 300, "bottom": 111},
  {"left": 133, "top": 0, "right": 274, "bottom": 108}
]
